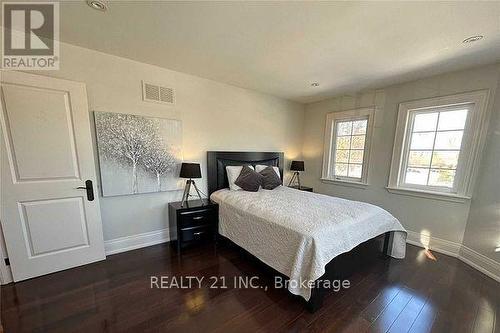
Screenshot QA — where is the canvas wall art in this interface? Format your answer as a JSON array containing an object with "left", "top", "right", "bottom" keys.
[{"left": 94, "top": 112, "right": 183, "bottom": 196}]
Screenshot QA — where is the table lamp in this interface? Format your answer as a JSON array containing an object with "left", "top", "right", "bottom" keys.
[
  {"left": 180, "top": 163, "right": 202, "bottom": 207},
  {"left": 288, "top": 160, "right": 305, "bottom": 189}
]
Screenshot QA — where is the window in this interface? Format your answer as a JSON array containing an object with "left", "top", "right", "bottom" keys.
[
  {"left": 388, "top": 90, "right": 490, "bottom": 201},
  {"left": 322, "top": 108, "right": 375, "bottom": 185},
  {"left": 403, "top": 106, "right": 468, "bottom": 189}
]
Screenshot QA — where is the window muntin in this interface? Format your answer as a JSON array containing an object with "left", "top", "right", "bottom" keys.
[
  {"left": 332, "top": 118, "right": 368, "bottom": 180},
  {"left": 400, "top": 105, "right": 472, "bottom": 193}
]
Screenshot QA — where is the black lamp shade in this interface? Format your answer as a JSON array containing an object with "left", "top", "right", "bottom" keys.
[
  {"left": 290, "top": 160, "right": 305, "bottom": 172},
  {"left": 179, "top": 163, "right": 202, "bottom": 179}
]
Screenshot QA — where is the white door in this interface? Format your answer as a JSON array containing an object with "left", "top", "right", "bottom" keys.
[{"left": 0, "top": 71, "right": 105, "bottom": 281}]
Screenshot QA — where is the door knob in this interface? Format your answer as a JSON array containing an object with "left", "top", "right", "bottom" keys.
[{"left": 76, "top": 180, "right": 95, "bottom": 201}]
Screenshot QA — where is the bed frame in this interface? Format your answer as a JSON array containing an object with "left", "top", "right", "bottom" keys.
[{"left": 206, "top": 151, "right": 390, "bottom": 312}]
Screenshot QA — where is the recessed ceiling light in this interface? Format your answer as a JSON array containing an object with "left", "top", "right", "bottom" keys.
[
  {"left": 311, "top": 82, "right": 320, "bottom": 87},
  {"left": 463, "top": 35, "right": 484, "bottom": 44},
  {"left": 87, "top": 0, "right": 108, "bottom": 11}
]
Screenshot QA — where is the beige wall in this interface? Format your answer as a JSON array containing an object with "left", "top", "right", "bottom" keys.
[
  {"left": 462, "top": 68, "right": 500, "bottom": 262},
  {"left": 34, "top": 42, "right": 304, "bottom": 241},
  {"left": 302, "top": 64, "right": 500, "bottom": 252}
]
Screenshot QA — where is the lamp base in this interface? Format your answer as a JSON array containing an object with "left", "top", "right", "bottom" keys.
[
  {"left": 288, "top": 171, "right": 301, "bottom": 189},
  {"left": 181, "top": 179, "right": 203, "bottom": 207}
]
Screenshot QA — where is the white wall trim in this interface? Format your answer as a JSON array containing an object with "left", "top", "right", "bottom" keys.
[
  {"left": 104, "top": 228, "right": 170, "bottom": 256},
  {"left": 406, "top": 230, "right": 500, "bottom": 282},
  {"left": 406, "top": 230, "right": 462, "bottom": 257},
  {"left": 5, "top": 227, "right": 498, "bottom": 284},
  {"left": 386, "top": 187, "right": 471, "bottom": 203},
  {"left": 105, "top": 228, "right": 500, "bottom": 283},
  {"left": 321, "top": 178, "right": 369, "bottom": 189},
  {"left": 459, "top": 245, "right": 500, "bottom": 283}
]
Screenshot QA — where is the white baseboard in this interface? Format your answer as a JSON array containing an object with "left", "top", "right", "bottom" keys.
[
  {"left": 104, "top": 228, "right": 170, "bottom": 256},
  {"left": 2, "top": 229, "right": 171, "bottom": 283},
  {"left": 406, "top": 230, "right": 500, "bottom": 282},
  {"left": 103, "top": 228, "right": 499, "bottom": 283},
  {"left": 459, "top": 245, "right": 500, "bottom": 282},
  {"left": 406, "top": 230, "right": 461, "bottom": 257}
]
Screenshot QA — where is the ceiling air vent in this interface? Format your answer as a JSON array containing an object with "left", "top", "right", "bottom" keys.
[{"left": 142, "top": 81, "right": 175, "bottom": 105}]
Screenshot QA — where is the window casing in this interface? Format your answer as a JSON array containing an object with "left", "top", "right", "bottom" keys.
[
  {"left": 388, "top": 90, "right": 490, "bottom": 200},
  {"left": 322, "top": 108, "right": 375, "bottom": 185}
]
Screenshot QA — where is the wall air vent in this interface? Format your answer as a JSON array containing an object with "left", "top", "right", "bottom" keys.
[{"left": 142, "top": 81, "right": 175, "bottom": 105}]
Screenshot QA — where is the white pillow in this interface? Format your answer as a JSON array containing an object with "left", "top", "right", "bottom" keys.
[
  {"left": 226, "top": 165, "right": 254, "bottom": 191},
  {"left": 255, "top": 165, "right": 280, "bottom": 178}
]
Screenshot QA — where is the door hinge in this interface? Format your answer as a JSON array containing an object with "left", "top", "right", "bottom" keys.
[{"left": 4, "top": 258, "right": 9, "bottom": 266}]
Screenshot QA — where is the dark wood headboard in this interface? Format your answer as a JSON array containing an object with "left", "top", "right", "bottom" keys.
[{"left": 207, "top": 151, "right": 284, "bottom": 196}]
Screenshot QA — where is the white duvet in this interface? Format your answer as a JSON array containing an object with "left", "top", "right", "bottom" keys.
[{"left": 210, "top": 186, "right": 407, "bottom": 301}]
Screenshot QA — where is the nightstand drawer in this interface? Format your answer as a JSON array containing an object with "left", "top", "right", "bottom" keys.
[
  {"left": 179, "top": 208, "right": 216, "bottom": 228},
  {"left": 180, "top": 225, "right": 213, "bottom": 242}
]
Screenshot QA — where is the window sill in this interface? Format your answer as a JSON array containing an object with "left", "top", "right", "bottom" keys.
[
  {"left": 386, "top": 186, "right": 471, "bottom": 203},
  {"left": 321, "top": 178, "right": 368, "bottom": 189}
]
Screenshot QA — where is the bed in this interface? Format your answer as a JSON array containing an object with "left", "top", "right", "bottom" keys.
[{"left": 207, "top": 151, "right": 407, "bottom": 312}]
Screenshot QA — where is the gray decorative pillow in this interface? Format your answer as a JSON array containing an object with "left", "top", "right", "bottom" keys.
[
  {"left": 259, "top": 166, "right": 282, "bottom": 190},
  {"left": 234, "top": 165, "right": 263, "bottom": 192}
]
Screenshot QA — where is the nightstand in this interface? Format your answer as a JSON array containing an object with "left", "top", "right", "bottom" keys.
[
  {"left": 288, "top": 185, "right": 313, "bottom": 192},
  {"left": 168, "top": 199, "right": 218, "bottom": 253}
]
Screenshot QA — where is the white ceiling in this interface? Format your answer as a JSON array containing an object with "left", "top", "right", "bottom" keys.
[{"left": 58, "top": 1, "right": 500, "bottom": 103}]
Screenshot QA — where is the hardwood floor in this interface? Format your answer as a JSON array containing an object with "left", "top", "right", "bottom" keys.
[{"left": 2, "top": 241, "right": 499, "bottom": 333}]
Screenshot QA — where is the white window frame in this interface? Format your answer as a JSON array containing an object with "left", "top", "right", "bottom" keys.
[
  {"left": 321, "top": 107, "right": 375, "bottom": 186},
  {"left": 388, "top": 90, "right": 490, "bottom": 202}
]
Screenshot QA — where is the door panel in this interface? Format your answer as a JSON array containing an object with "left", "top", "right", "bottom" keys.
[
  {"left": 2, "top": 84, "right": 79, "bottom": 181},
  {"left": 0, "top": 71, "right": 105, "bottom": 281},
  {"left": 19, "top": 197, "right": 89, "bottom": 257}
]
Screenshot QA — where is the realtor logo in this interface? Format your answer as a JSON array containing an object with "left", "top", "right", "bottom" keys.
[{"left": 2, "top": 2, "right": 60, "bottom": 70}]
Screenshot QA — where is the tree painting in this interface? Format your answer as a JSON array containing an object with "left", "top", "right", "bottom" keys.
[
  {"left": 94, "top": 112, "right": 182, "bottom": 196},
  {"left": 143, "top": 143, "right": 177, "bottom": 191}
]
